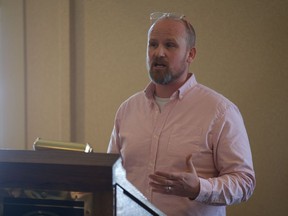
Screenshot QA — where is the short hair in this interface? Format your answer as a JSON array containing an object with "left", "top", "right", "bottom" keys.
[{"left": 149, "top": 13, "right": 196, "bottom": 49}]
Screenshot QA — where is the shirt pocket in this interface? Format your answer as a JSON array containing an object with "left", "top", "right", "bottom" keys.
[{"left": 167, "top": 124, "right": 202, "bottom": 157}]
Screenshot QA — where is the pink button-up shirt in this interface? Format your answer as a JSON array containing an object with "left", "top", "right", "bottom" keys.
[{"left": 108, "top": 74, "right": 255, "bottom": 216}]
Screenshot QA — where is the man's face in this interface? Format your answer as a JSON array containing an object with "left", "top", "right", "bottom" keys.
[{"left": 146, "top": 19, "right": 192, "bottom": 85}]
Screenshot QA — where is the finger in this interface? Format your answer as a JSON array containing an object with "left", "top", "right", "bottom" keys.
[
  {"left": 149, "top": 175, "right": 175, "bottom": 186},
  {"left": 149, "top": 173, "right": 170, "bottom": 182},
  {"left": 149, "top": 173, "right": 167, "bottom": 180},
  {"left": 149, "top": 181, "right": 163, "bottom": 188},
  {"left": 154, "top": 171, "right": 178, "bottom": 180},
  {"left": 149, "top": 181, "right": 167, "bottom": 192},
  {"left": 149, "top": 182, "right": 174, "bottom": 194},
  {"left": 154, "top": 171, "right": 170, "bottom": 177},
  {"left": 149, "top": 174, "right": 167, "bottom": 185}
]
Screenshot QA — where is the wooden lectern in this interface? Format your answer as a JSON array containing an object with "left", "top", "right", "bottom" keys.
[{"left": 0, "top": 150, "right": 164, "bottom": 216}]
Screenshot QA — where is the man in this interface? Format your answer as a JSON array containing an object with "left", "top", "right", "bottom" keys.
[{"left": 108, "top": 12, "right": 255, "bottom": 216}]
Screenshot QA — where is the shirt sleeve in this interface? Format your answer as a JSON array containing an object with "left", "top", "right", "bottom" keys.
[
  {"left": 195, "top": 104, "right": 256, "bottom": 205},
  {"left": 107, "top": 104, "right": 122, "bottom": 154},
  {"left": 107, "top": 124, "right": 120, "bottom": 154}
]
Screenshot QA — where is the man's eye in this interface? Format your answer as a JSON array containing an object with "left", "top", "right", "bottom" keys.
[
  {"left": 149, "top": 42, "right": 158, "bottom": 48},
  {"left": 166, "top": 43, "right": 176, "bottom": 48}
]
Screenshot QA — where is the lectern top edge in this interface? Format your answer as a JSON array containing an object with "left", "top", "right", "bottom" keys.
[{"left": 0, "top": 150, "right": 120, "bottom": 167}]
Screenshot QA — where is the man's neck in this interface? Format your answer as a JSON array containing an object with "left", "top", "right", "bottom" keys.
[
  {"left": 155, "top": 85, "right": 179, "bottom": 98},
  {"left": 154, "top": 73, "right": 191, "bottom": 98}
]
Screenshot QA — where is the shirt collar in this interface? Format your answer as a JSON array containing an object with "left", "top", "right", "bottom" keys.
[{"left": 144, "top": 73, "right": 198, "bottom": 100}]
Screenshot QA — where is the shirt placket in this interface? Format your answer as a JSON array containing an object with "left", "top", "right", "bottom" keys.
[{"left": 146, "top": 100, "right": 176, "bottom": 199}]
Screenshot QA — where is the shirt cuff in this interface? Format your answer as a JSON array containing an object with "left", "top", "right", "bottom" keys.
[{"left": 194, "top": 178, "right": 212, "bottom": 202}]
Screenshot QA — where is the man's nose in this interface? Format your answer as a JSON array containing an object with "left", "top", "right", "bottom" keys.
[{"left": 155, "top": 46, "right": 166, "bottom": 57}]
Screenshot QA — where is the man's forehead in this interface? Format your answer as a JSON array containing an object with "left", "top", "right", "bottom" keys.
[{"left": 148, "top": 19, "right": 186, "bottom": 38}]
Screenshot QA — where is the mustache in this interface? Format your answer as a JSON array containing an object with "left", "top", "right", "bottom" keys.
[{"left": 151, "top": 57, "right": 168, "bottom": 66}]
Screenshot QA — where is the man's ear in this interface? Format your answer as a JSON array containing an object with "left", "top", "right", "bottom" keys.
[{"left": 187, "top": 47, "right": 196, "bottom": 63}]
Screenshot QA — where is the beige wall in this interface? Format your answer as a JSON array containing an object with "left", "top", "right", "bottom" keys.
[
  {"left": 1, "top": 0, "right": 288, "bottom": 215},
  {"left": 25, "top": 0, "right": 71, "bottom": 147},
  {"left": 0, "top": 0, "right": 25, "bottom": 149}
]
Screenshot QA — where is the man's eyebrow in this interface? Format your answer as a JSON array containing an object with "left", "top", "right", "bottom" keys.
[
  {"left": 149, "top": 37, "right": 176, "bottom": 41},
  {"left": 165, "top": 38, "right": 176, "bottom": 42},
  {"left": 160, "top": 38, "right": 177, "bottom": 44}
]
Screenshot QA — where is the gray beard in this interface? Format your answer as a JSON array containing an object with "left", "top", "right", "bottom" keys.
[
  {"left": 149, "top": 66, "right": 186, "bottom": 85},
  {"left": 147, "top": 55, "right": 188, "bottom": 85},
  {"left": 149, "top": 69, "right": 172, "bottom": 85}
]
